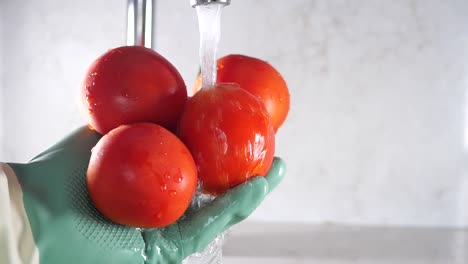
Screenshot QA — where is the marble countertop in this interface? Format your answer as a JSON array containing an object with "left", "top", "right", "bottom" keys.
[{"left": 223, "top": 222, "right": 468, "bottom": 264}]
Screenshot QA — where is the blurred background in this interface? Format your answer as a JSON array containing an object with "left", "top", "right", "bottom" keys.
[{"left": 1, "top": 0, "right": 468, "bottom": 263}]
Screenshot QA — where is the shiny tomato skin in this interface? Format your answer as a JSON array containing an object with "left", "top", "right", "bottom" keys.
[
  {"left": 193, "top": 54, "right": 290, "bottom": 132},
  {"left": 81, "top": 46, "right": 187, "bottom": 135},
  {"left": 86, "top": 123, "right": 197, "bottom": 228},
  {"left": 179, "top": 83, "right": 275, "bottom": 195}
]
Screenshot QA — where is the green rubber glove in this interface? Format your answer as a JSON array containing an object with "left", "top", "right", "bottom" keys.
[{"left": 8, "top": 126, "right": 285, "bottom": 264}]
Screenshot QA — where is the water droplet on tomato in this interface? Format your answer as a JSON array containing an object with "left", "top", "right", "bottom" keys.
[
  {"left": 164, "top": 173, "right": 171, "bottom": 181},
  {"left": 174, "top": 170, "right": 183, "bottom": 183},
  {"left": 91, "top": 72, "right": 98, "bottom": 76},
  {"left": 160, "top": 184, "right": 168, "bottom": 191},
  {"left": 169, "top": 190, "right": 177, "bottom": 196},
  {"left": 86, "top": 96, "right": 93, "bottom": 106}
]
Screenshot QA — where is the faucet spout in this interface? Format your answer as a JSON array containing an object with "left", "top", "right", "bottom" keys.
[
  {"left": 127, "top": 0, "right": 154, "bottom": 49},
  {"left": 190, "top": 0, "right": 230, "bottom": 7}
]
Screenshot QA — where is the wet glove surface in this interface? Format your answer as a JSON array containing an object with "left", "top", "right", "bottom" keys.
[{"left": 8, "top": 127, "right": 285, "bottom": 264}]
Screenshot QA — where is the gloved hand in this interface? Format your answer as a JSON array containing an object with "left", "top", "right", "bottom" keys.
[{"left": 7, "top": 126, "right": 285, "bottom": 264}]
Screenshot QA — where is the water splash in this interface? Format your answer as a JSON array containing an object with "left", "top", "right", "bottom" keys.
[{"left": 196, "top": 4, "right": 224, "bottom": 88}]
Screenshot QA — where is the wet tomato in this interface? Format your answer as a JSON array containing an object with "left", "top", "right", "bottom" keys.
[
  {"left": 80, "top": 46, "right": 187, "bottom": 135},
  {"left": 193, "top": 54, "right": 290, "bottom": 132},
  {"left": 86, "top": 123, "right": 197, "bottom": 228},
  {"left": 179, "top": 83, "right": 275, "bottom": 195}
]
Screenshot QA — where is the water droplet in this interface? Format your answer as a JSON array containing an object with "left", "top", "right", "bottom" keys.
[
  {"left": 86, "top": 96, "right": 93, "bottom": 106},
  {"left": 169, "top": 190, "right": 177, "bottom": 196},
  {"left": 160, "top": 184, "right": 168, "bottom": 191},
  {"left": 164, "top": 152, "right": 168, "bottom": 156},
  {"left": 175, "top": 175, "right": 183, "bottom": 183},
  {"left": 165, "top": 173, "right": 171, "bottom": 181},
  {"left": 91, "top": 72, "right": 98, "bottom": 76}
]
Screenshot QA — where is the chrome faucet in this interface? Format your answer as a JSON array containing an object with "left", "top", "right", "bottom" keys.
[
  {"left": 190, "top": 0, "right": 231, "bottom": 7},
  {"left": 126, "top": 0, "right": 231, "bottom": 49},
  {"left": 126, "top": 0, "right": 154, "bottom": 48}
]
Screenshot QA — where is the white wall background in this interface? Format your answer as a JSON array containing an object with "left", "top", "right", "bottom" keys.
[{"left": 1, "top": 0, "right": 468, "bottom": 228}]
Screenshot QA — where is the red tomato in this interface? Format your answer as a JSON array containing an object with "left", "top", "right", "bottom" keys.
[
  {"left": 86, "top": 123, "right": 197, "bottom": 228},
  {"left": 80, "top": 46, "right": 187, "bottom": 135},
  {"left": 193, "top": 54, "right": 290, "bottom": 132},
  {"left": 178, "top": 83, "right": 275, "bottom": 195}
]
